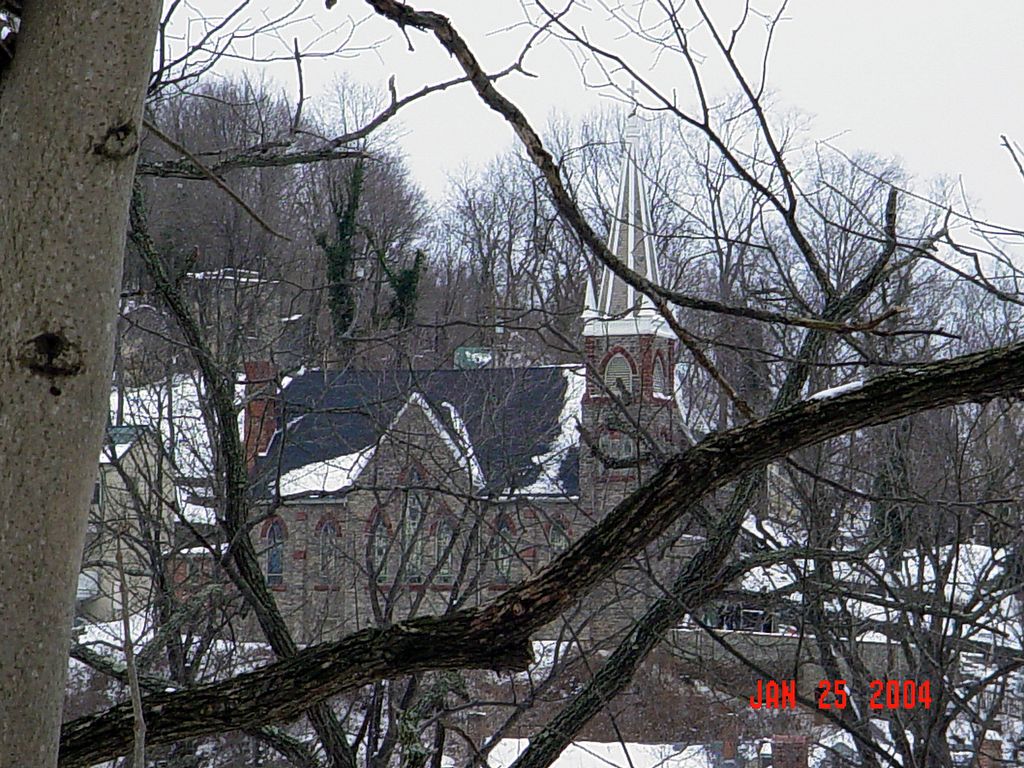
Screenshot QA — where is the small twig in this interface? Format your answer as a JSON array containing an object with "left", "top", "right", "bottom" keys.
[
  {"left": 1000, "top": 134, "right": 1024, "bottom": 184},
  {"left": 142, "top": 117, "right": 290, "bottom": 241}
]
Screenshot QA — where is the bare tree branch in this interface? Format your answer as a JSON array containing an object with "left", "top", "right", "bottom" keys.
[{"left": 142, "top": 117, "right": 290, "bottom": 240}]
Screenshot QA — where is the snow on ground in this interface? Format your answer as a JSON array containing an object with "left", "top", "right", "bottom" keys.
[
  {"left": 519, "top": 366, "right": 586, "bottom": 496},
  {"left": 510, "top": 640, "right": 579, "bottom": 681},
  {"left": 488, "top": 740, "right": 713, "bottom": 768}
]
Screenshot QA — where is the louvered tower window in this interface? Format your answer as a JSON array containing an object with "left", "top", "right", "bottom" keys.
[
  {"left": 652, "top": 357, "right": 667, "bottom": 395},
  {"left": 604, "top": 354, "right": 633, "bottom": 396}
]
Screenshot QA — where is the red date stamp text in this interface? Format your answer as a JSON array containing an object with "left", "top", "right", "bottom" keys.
[{"left": 749, "top": 679, "right": 932, "bottom": 710}]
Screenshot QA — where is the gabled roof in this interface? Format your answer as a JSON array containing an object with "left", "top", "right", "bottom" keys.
[{"left": 254, "top": 366, "right": 585, "bottom": 501}]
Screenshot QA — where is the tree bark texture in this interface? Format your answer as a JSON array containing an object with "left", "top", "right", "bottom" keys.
[{"left": 0, "top": 3, "right": 160, "bottom": 765}]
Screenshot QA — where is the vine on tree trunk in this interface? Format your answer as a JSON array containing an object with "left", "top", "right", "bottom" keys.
[{"left": 319, "top": 159, "right": 364, "bottom": 339}]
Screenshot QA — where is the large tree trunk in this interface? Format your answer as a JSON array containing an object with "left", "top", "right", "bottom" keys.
[{"left": 0, "top": 3, "right": 160, "bottom": 765}]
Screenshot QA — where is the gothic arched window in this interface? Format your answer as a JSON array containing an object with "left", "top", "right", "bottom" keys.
[
  {"left": 435, "top": 518, "right": 456, "bottom": 582},
  {"left": 265, "top": 518, "right": 285, "bottom": 586},
  {"left": 604, "top": 353, "right": 633, "bottom": 396},
  {"left": 371, "top": 515, "right": 390, "bottom": 584},
  {"left": 404, "top": 468, "right": 428, "bottom": 583},
  {"left": 549, "top": 521, "right": 569, "bottom": 561},
  {"left": 493, "top": 519, "right": 515, "bottom": 583}
]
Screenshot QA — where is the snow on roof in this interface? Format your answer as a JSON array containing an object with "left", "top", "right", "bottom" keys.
[
  {"left": 488, "top": 740, "right": 713, "bottom": 768},
  {"left": 73, "top": 612, "right": 154, "bottom": 654},
  {"left": 180, "top": 500, "right": 218, "bottom": 526},
  {"left": 810, "top": 729, "right": 857, "bottom": 768},
  {"left": 275, "top": 391, "right": 491, "bottom": 499},
  {"left": 741, "top": 515, "right": 798, "bottom": 547},
  {"left": 441, "top": 401, "right": 486, "bottom": 491},
  {"left": 741, "top": 562, "right": 799, "bottom": 593},
  {"left": 98, "top": 441, "right": 134, "bottom": 465},
  {"left": 97, "top": 425, "right": 148, "bottom": 465},
  {"left": 279, "top": 365, "right": 305, "bottom": 391},
  {"left": 402, "top": 392, "right": 484, "bottom": 489},
  {"left": 110, "top": 372, "right": 245, "bottom": 485},
  {"left": 517, "top": 367, "right": 585, "bottom": 496},
  {"left": 260, "top": 366, "right": 582, "bottom": 498},
  {"left": 276, "top": 445, "right": 376, "bottom": 498},
  {"left": 732, "top": 541, "right": 1023, "bottom": 651},
  {"left": 177, "top": 545, "right": 223, "bottom": 557},
  {"left": 70, "top": 616, "right": 273, "bottom": 684}
]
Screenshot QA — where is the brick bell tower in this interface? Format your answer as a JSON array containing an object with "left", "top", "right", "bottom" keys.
[{"left": 580, "top": 113, "right": 679, "bottom": 519}]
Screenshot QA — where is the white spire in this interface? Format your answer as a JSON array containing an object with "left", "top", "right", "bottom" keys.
[{"left": 583, "top": 112, "right": 671, "bottom": 338}]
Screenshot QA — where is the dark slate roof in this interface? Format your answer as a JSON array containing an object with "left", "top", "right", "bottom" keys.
[{"left": 253, "top": 366, "right": 582, "bottom": 500}]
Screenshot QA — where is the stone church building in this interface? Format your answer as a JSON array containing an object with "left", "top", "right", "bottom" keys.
[{"left": 243, "top": 116, "right": 687, "bottom": 646}]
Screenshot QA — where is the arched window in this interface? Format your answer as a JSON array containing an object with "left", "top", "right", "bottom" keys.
[
  {"left": 403, "top": 487, "right": 428, "bottom": 581},
  {"left": 318, "top": 521, "right": 340, "bottom": 576},
  {"left": 549, "top": 521, "right": 569, "bottom": 556},
  {"left": 493, "top": 519, "right": 515, "bottom": 583},
  {"left": 603, "top": 353, "right": 633, "bottom": 397},
  {"left": 652, "top": 356, "right": 667, "bottom": 396},
  {"left": 435, "top": 518, "right": 455, "bottom": 581},
  {"left": 265, "top": 519, "right": 285, "bottom": 586},
  {"left": 371, "top": 516, "right": 390, "bottom": 584}
]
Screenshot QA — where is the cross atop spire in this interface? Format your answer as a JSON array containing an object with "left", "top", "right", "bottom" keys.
[{"left": 582, "top": 113, "right": 671, "bottom": 338}]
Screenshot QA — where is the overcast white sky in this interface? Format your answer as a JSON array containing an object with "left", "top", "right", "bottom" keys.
[{"left": 200, "top": 1, "right": 1024, "bottom": 228}]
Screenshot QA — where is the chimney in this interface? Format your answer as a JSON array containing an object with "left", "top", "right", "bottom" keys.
[
  {"left": 243, "top": 361, "right": 278, "bottom": 473},
  {"left": 772, "top": 734, "right": 808, "bottom": 768}
]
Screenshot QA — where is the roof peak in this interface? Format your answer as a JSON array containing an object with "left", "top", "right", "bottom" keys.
[{"left": 583, "top": 116, "right": 670, "bottom": 338}]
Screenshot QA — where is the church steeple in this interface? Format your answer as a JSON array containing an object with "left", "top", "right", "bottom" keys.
[
  {"left": 583, "top": 113, "right": 672, "bottom": 339},
  {"left": 579, "top": 111, "right": 679, "bottom": 520}
]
